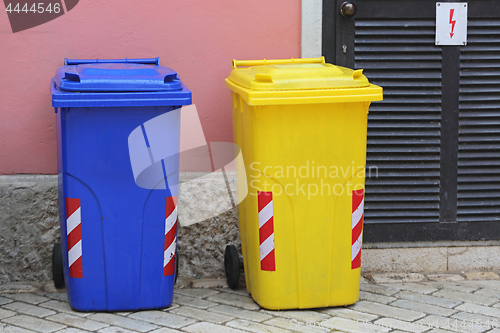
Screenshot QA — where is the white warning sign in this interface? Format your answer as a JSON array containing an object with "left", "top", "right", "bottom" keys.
[{"left": 436, "top": 2, "right": 468, "bottom": 46}]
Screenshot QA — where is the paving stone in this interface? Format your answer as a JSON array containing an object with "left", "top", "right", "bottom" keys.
[
  {"left": 45, "top": 313, "right": 108, "bottom": 331},
  {"left": 260, "top": 309, "right": 330, "bottom": 323},
  {"left": 3, "top": 314, "right": 66, "bottom": 333},
  {"left": 372, "top": 273, "right": 426, "bottom": 283},
  {"left": 170, "top": 306, "right": 233, "bottom": 324},
  {"left": 427, "top": 274, "right": 465, "bottom": 282},
  {"left": 474, "top": 288, "right": 500, "bottom": 299},
  {"left": 3, "top": 301, "right": 56, "bottom": 318},
  {"left": 373, "top": 317, "right": 430, "bottom": 333},
  {"left": 391, "top": 299, "right": 458, "bottom": 317},
  {"left": 397, "top": 291, "right": 463, "bottom": 308},
  {"left": 462, "top": 280, "right": 500, "bottom": 290},
  {"left": 97, "top": 328, "right": 138, "bottom": 333},
  {"left": 263, "top": 317, "right": 329, "bottom": 333},
  {"left": 320, "top": 316, "right": 391, "bottom": 333},
  {"left": 114, "top": 311, "right": 133, "bottom": 316},
  {"left": 0, "top": 323, "right": 37, "bottom": 333},
  {"left": 164, "top": 303, "right": 180, "bottom": 311},
  {"left": 148, "top": 327, "right": 186, "bottom": 333},
  {"left": 452, "top": 311, "right": 500, "bottom": 330},
  {"left": 0, "top": 308, "right": 16, "bottom": 319},
  {"left": 486, "top": 329, "right": 500, "bottom": 333},
  {"left": 225, "top": 319, "right": 290, "bottom": 333},
  {"left": 175, "top": 289, "right": 220, "bottom": 299},
  {"left": 349, "top": 301, "right": 426, "bottom": 321},
  {"left": 8, "top": 277, "right": 500, "bottom": 333},
  {"left": 414, "top": 316, "right": 457, "bottom": 332},
  {"left": 416, "top": 314, "right": 490, "bottom": 333},
  {"left": 381, "top": 282, "right": 437, "bottom": 295},
  {"left": 88, "top": 313, "right": 158, "bottom": 332},
  {"left": 319, "top": 307, "right": 378, "bottom": 322},
  {"left": 0, "top": 296, "right": 14, "bottom": 306},
  {"left": 426, "top": 282, "right": 480, "bottom": 293},
  {"left": 218, "top": 288, "right": 252, "bottom": 298},
  {"left": 149, "top": 328, "right": 185, "bottom": 333},
  {"left": 129, "top": 310, "right": 195, "bottom": 329},
  {"left": 7, "top": 293, "right": 50, "bottom": 305},
  {"left": 359, "top": 283, "right": 400, "bottom": 296},
  {"left": 57, "top": 329, "right": 93, "bottom": 333},
  {"left": 465, "top": 272, "right": 500, "bottom": 280},
  {"left": 208, "top": 305, "right": 271, "bottom": 322},
  {"left": 190, "top": 278, "right": 228, "bottom": 289},
  {"left": 433, "top": 289, "right": 498, "bottom": 306},
  {"left": 38, "top": 300, "right": 92, "bottom": 317},
  {"left": 40, "top": 292, "right": 68, "bottom": 302},
  {"left": 359, "top": 291, "right": 397, "bottom": 304},
  {"left": 183, "top": 322, "right": 245, "bottom": 333},
  {"left": 206, "top": 293, "right": 260, "bottom": 310},
  {"left": 173, "top": 295, "right": 218, "bottom": 309},
  {"left": 456, "top": 302, "right": 500, "bottom": 319}
]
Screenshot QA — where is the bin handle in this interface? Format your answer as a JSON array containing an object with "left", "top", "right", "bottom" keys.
[
  {"left": 232, "top": 57, "right": 325, "bottom": 69},
  {"left": 64, "top": 58, "right": 160, "bottom": 66}
]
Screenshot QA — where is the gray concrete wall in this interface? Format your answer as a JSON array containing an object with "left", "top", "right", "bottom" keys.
[{"left": 1, "top": 174, "right": 500, "bottom": 284}]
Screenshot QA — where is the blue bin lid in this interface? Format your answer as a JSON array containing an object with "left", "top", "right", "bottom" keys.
[{"left": 52, "top": 58, "right": 192, "bottom": 107}]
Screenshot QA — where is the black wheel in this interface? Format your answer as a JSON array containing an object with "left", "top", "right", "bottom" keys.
[
  {"left": 175, "top": 250, "right": 179, "bottom": 284},
  {"left": 224, "top": 245, "right": 240, "bottom": 290},
  {"left": 52, "top": 243, "right": 65, "bottom": 289}
]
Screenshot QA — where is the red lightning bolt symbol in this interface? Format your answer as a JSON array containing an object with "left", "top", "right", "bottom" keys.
[{"left": 449, "top": 9, "right": 456, "bottom": 38}]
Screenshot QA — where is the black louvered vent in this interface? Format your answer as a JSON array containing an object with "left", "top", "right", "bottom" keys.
[
  {"left": 354, "top": 18, "right": 442, "bottom": 223},
  {"left": 458, "top": 18, "right": 500, "bottom": 222}
]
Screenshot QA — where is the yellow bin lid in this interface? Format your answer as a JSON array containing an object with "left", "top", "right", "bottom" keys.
[{"left": 225, "top": 57, "right": 383, "bottom": 106}]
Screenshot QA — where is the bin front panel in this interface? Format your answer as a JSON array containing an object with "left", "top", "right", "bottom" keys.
[
  {"left": 235, "top": 101, "right": 370, "bottom": 310},
  {"left": 57, "top": 105, "right": 180, "bottom": 311}
]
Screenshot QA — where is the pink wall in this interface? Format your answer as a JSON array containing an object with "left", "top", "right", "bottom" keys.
[{"left": 0, "top": 0, "right": 300, "bottom": 174}]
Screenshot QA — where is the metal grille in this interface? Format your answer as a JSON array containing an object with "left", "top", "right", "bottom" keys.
[
  {"left": 354, "top": 18, "right": 442, "bottom": 223},
  {"left": 458, "top": 18, "right": 500, "bottom": 222}
]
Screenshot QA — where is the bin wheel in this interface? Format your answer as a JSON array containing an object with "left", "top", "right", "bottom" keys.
[
  {"left": 175, "top": 250, "right": 179, "bottom": 284},
  {"left": 52, "top": 243, "right": 65, "bottom": 289},
  {"left": 224, "top": 245, "right": 240, "bottom": 290}
]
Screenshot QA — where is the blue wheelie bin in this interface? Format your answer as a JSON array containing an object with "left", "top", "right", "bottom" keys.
[{"left": 51, "top": 58, "right": 191, "bottom": 311}]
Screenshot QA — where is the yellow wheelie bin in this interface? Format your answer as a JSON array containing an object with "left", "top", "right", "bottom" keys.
[{"left": 224, "top": 57, "right": 383, "bottom": 310}]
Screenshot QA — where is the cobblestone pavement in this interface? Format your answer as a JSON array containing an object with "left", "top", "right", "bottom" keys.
[{"left": 2, "top": 272, "right": 500, "bottom": 332}]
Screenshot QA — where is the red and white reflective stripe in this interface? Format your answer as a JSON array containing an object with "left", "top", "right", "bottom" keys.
[
  {"left": 352, "top": 189, "right": 364, "bottom": 269},
  {"left": 258, "top": 191, "right": 275, "bottom": 271},
  {"left": 66, "top": 198, "right": 82, "bottom": 278},
  {"left": 164, "top": 196, "right": 178, "bottom": 276}
]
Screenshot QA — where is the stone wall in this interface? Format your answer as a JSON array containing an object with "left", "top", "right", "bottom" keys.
[
  {"left": 0, "top": 176, "right": 59, "bottom": 283},
  {"left": 0, "top": 174, "right": 241, "bottom": 283}
]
